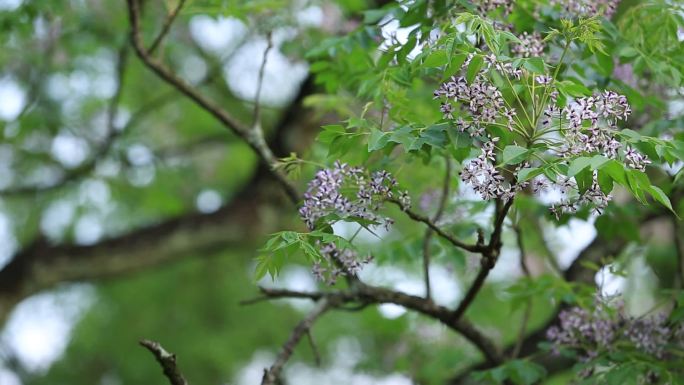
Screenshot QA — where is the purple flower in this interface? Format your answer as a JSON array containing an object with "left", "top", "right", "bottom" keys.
[{"left": 300, "top": 162, "right": 408, "bottom": 230}]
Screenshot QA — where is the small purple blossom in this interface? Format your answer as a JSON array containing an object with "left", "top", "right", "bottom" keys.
[
  {"left": 513, "top": 31, "right": 545, "bottom": 58},
  {"left": 548, "top": 0, "right": 620, "bottom": 18},
  {"left": 299, "top": 162, "right": 408, "bottom": 230},
  {"left": 547, "top": 296, "right": 683, "bottom": 362},
  {"left": 312, "top": 243, "right": 373, "bottom": 285}
]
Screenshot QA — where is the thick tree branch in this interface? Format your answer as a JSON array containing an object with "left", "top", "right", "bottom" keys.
[
  {"left": 245, "top": 283, "right": 504, "bottom": 367},
  {"left": 262, "top": 298, "right": 332, "bottom": 385},
  {"left": 448, "top": 198, "right": 514, "bottom": 324},
  {"left": 140, "top": 339, "right": 189, "bottom": 385},
  {"left": 125, "top": 0, "right": 299, "bottom": 203}
]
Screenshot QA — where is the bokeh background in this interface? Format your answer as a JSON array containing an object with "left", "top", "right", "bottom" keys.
[{"left": 0, "top": 0, "right": 679, "bottom": 384}]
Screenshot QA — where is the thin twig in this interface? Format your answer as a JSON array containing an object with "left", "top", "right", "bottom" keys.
[
  {"left": 422, "top": 158, "right": 451, "bottom": 300},
  {"left": 0, "top": 44, "right": 129, "bottom": 198},
  {"left": 240, "top": 287, "right": 325, "bottom": 305},
  {"left": 390, "top": 198, "right": 483, "bottom": 253},
  {"left": 253, "top": 31, "right": 273, "bottom": 128},
  {"left": 148, "top": 0, "right": 187, "bottom": 55},
  {"left": 262, "top": 298, "right": 332, "bottom": 385},
  {"left": 511, "top": 224, "right": 532, "bottom": 359},
  {"left": 306, "top": 330, "right": 321, "bottom": 367},
  {"left": 673, "top": 217, "right": 684, "bottom": 289},
  {"left": 125, "top": 0, "right": 300, "bottom": 203},
  {"left": 139, "top": 339, "right": 189, "bottom": 385}
]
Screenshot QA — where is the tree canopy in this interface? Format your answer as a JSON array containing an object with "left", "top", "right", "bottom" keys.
[{"left": 1, "top": 0, "right": 684, "bottom": 384}]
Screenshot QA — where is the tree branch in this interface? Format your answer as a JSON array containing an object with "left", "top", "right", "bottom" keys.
[
  {"left": 423, "top": 158, "right": 451, "bottom": 300},
  {"left": 253, "top": 31, "right": 272, "bottom": 129},
  {"left": 140, "top": 339, "right": 189, "bottom": 385},
  {"left": 262, "top": 298, "right": 332, "bottom": 385},
  {"left": 0, "top": 72, "right": 318, "bottom": 325},
  {"left": 148, "top": 0, "right": 187, "bottom": 55},
  {"left": 448, "top": 198, "right": 514, "bottom": 324},
  {"left": 125, "top": 0, "right": 299, "bottom": 203},
  {"left": 390, "top": 199, "right": 483, "bottom": 253},
  {"left": 245, "top": 282, "right": 504, "bottom": 367},
  {"left": 0, "top": 44, "right": 130, "bottom": 198},
  {"left": 511, "top": 224, "right": 532, "bottom": 359}
]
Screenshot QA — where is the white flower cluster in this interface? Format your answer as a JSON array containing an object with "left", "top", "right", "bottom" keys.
[
  {"left": 434, "top": 52, "right": 650, "bottom": 217},
  {"left": 548, "top": 0, "right": 620, "bottom": 19},
  {"left": 312, "top": 243, "right": 373, "bottom": 285},
  {"left": 512, "top": 31, "right": 545, "bottom": 58},
  {"left": 299, "top": 161, "right": 409, "bottom": 230},
  {"left": 473, "top": 0, "right": 514, "bottom": 16},
  {"left": 434, "top": 54, "right": 518, "bottom": 137}
]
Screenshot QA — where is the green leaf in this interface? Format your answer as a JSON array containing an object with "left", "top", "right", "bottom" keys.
[
  {"left": 508, "top": 360, "right": 547, "bottom": 385},
  {"left": 423, "top": 50, "right": 448, "bottom": 67},
  {"left": 557, "top": 80, "right": 592, "bottom": 97},
  {"left": 590, "top": 155, "right": 610, "bottom": 170},
  {"left": 466, "top": 55, "right": 484, "bottom": 83},
  {"left": 601, "top": 160, "right": 628, "bottom": 187},
  {"left": 597, "top": 170, "right": 614, "bottom": 194},
  {"left": 318, "top": 124, "right": 345, "bottom": 144},
  {"left": 521, "top": 57, "right": 545, "bottom": 74},
  {"left": 420, "top": 123, "right": 448, "bottom": 148},
  {"left": 368, "top": 128, "right": 391, "bottom": 151},
  {"left": 517, "top": 167, "right": 542, "bottom": 182},
  {"left": 502, "top": 145, "right": 529, "bottom": 165},
  {"left": 647, "top": 185, "right": 674, "bottom": 213},
  {"left": 567, "top": 157, "right": 592, "bottom": 177}
]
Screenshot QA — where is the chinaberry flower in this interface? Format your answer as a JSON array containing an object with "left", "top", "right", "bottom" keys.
[
  {"left": 299, "top": 162, "right": 408, "bottom": 230},
  {"left": 547, "top": 296, "right": 682, "bottom": 362},
  {"left": 474, "top": 0, "right": 514, "bottom": 16},
  {"left": 313, "top": 242, "right": 373, "bottom": 285},
  {"left": 625, "top": 146, "right": 651, "bottom": 171},
  {"left": 548, "top": 0, "right": 620, "bottom": 18},
  {"left": 512, "top": 31, "right": 545, "bottom": 58}
]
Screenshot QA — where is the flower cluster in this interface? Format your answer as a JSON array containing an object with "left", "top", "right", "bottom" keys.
[
  {"left": 460, "top": 138, "right": 526, "bottom": 201},
  {"left": 548, "top": 0, "right": 620, "bottom": 19},
  {"left": 434, "top": 54, "right": 518, "bottom": 136},
  {"left": 435, "top": 55, "right": 527, "bottom": 201},
  {"left": 538, "top": 90, "right": 648, "bottom": 217},
  {"left": 433, "top": 52, "right": 649, "bottom": 216},
  {"left": 473, "top": 0, "right": 513, "bottom": 16},
  {"left": 312, "top": 243, "right": 373, "bottom": 285},
  {"left": 299, "top": 162, "right": 409, "bottom": 230},
  {"left": 547, "top": 298, "right": 683, "bottom": 362},
  {"left": 512, "top": 31, "right": 545, "bottom": 58},
  {"left": 548, "top": 172, "right": 612, "bottom": 218}
]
